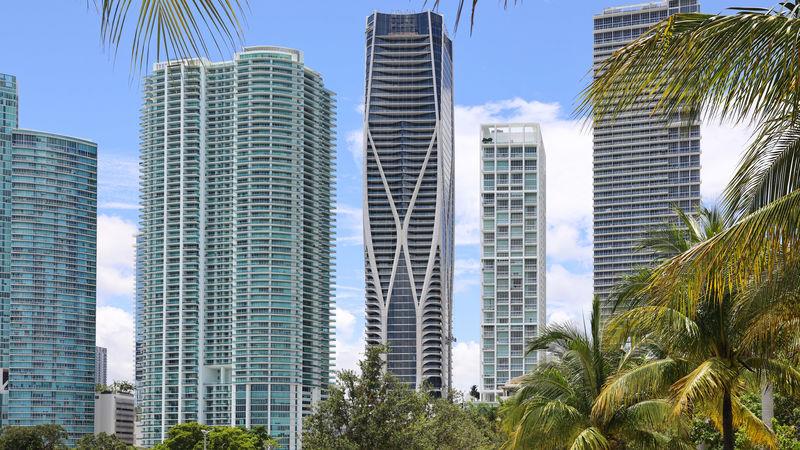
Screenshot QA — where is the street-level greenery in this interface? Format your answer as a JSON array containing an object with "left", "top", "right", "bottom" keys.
[
  {"left": 74, "top": 432, "right": 134, "bottom": 450},
  {"left": 0, "top": 424, "right": 68, "bottom": 450},
  {"left": 152, "top": 422, "right": 277, "bottom": 450},
  {"left": 302, "top": 345, "right": 502, "bottom": 450}
]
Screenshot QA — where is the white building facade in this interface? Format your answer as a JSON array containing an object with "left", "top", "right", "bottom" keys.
[
  {"left": 95, "top": 392, "right": 135, "bottom": 445},
  {"left": 479, "top": 124, "right": 546, "bottom": 403},
  {"left": 137, "top": 46, "right": 335, "bottom": 449}
]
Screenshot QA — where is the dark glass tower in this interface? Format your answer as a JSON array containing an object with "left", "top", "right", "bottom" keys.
[{"left": 363, "top": 11, "right": 454, "bottom": 395}]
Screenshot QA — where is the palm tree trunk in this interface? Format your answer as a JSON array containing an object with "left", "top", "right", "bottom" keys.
[
  {"left": 722, "top": 389, "right": 735, "bottom": 450},
  {"left": 761, "top": 379, "right": 774, "bottom": 430}
]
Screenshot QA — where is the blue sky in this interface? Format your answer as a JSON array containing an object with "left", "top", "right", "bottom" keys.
[{"left": 0, "top": 0, "right": 768, "bottom": 391}]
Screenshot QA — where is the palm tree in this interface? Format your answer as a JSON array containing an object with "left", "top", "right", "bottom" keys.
[
  {"left": 579, "top": 3, "right": 800, "bottom": 301},
  {"left": 96, "top": 0, "right": 247, "bottom": 72},
  {"left": 432, "top": 0, "right": 518, "bottom": 32},
  {"left": 498, "top": 297, "right": 692, "bottom": 450},
  {"left": 596, "top": 207, "right": 800, "bottom": 450}
]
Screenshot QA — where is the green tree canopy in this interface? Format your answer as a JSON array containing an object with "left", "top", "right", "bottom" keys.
[
  {"left": 75, "top": 432, "right": 134, "bottom": 450},
  {"left": 110, "top": 380, "right": 135, "bottom": 394},
  {"left": 152, "top": 422, "right": 277, "bottom": 450},
  {"left": 0, "top": 424, "right": 67, "bottom": 450},
  {"left": 302, "top": 345, "right": 501, "bottom": 450}
]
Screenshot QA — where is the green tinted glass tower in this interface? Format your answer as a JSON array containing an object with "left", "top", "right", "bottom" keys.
[
  {"left": 0, "top": 73, "right": 98, "bottom": 445},
  {"left": 137, "top": 47, "right": 335, "bottom": 449}
]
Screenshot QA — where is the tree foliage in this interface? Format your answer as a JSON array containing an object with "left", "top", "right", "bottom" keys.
[
  {"left": 499, "top": 297, "right": 692, "bottom": 450},
  {"left": 469, "top": 384, "right": 480, "bottom": 400},
  {"left": 599, "top": 207, "right": 800, "bottom": 450},
  {"left": 152, "top": 422, "right": 277, "bottom": 450},
  {"left": 75, "top": 432, "right": 134, "bottom": 450},
  {"left": 302, "top": 345, "right": 502, "bottom": 450},
  {"left": 0, "top": 424, "right": 67, "bottom": 450},
  {"left": 95, "top": 0, "right": 247, "bottom": 73},
  {"left": 96, "top": 380, "right": 135, "bottom": 394}
]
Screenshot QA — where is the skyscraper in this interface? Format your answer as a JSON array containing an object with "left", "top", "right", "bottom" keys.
[
  {"left": 363, "top": 11, "right": 455, "bottom": 395},
  {"left": 478, "top": 124, "right": 546, "bottom": 403},
  {"left": 96, "top": 346, "right": 108, "bottom": 385},
  {"left": 593, "top": 1, "right": 701, "bottom": 319},
  {"left": 137, "top": 47, "right": 335, "bottom": 449},
  {"left": 0, "top": 73, "right": 98, "bottom": 445}
]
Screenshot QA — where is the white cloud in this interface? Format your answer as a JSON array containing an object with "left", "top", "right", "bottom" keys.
[
  {"left": 455, "top": 258, "right": 480, "bottom": 277},
  {"left": 453, "top": 98, "right": 593, "bottom": 251},
  {"left": 97, "top": 214, "right": 137, "bottom": 303},
  {"left": 335, "top": 283, "right": 364, "bottom": 298},
  {"left": 547, "top": 221, "right": 592, "bottom": 268},
  {"left": 547, "top": 310, "right": 572, "bottom": 326},
  {"left": 336, "top": 306, "right": 357, "bottom": 341},
  {"left": 336, "top": 204, "right": 363, "bottom": 246},
  {"left": 546, "top": 264, "right": 593, "bottom": 326},
  {"left": 99, "top": 202, "right": 139, "bottom": 211},
  {"left": 98, "top": 155, "right": 139, "bottom": 207},
  {"left": 335, "top": 332, "right": 365, "bottom": 374},
  {"left": 454, "top": 258, "right": 481, "bottom": 294},
  {"left": 346, "top": 129, "right": 364, "bottom": 169},
  {"left": 452, "top": 340, "right": 480, "bottom": 395},
  {"left": 98, "top": 265, "right": 134, "bottom": 297},
  {"left": 700, "top": 120, "right": 754, "bottom": 203},
  {"left": 96, "top": 306, "right": 135, "bottom": 383}
]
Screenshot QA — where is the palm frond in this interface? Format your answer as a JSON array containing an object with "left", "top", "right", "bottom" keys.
[
  {"left": 515, "top": 366, "right": 578, "bottom": 403},
  {"left": 593, "top": 359, "right": 681, "bottom": 423},
  {"left": 725, "top": 116, "right": 800, "bottom": 217},
  {"left": 608, "top": 268, "right": 653, "bottom": 312},
  {"left": 569, "top": 427, "right": 611, "bottom": 450},
  {"left": 526, "top": 322, "right": 590, "bottom": 355},
  {"left": 671, "top": 359, "right": 736, "bottom": 416},
  {"left": 620, "top": 400, "right": 693, "bottom": 450},
  {"left": 734, "top": 263, "right": 800, "bottom": 353},
  {"left": 501, "top": 397, "right": 587, "bottom": 449},
  {"left": 732, "top": 396, "right": 777, "bottom": 449},
  {"left": 625, "top": 399, "right": 679, "bottom": 432},
  {"left": 604, "top": 306, "right": 700, "bottom": 350},
  {"left": 648, "top": 187, "right": 800, "bottom": 301},
  {"left": 578, "top": 10, "right": 800, "bottom": 128},
  {"left": 744, "top": 358, "right": 800, "bottom": 397},
  {"left": 98, "top": 0, "right": 247, "bottom": 73},
  {"left": 429, "top": 0, "right": 517, "bottom": 33}
]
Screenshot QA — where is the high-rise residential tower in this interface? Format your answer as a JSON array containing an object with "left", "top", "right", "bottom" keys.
[
  {"left": 0, "top": 74, "right": 98, "bottom": 445},
  {"left": 593, "top": 1, "right": 701, "bottom": 319},
  {"left": 137, "top": 46, "right": 335, "bottom": 449},
  {"left": 96, "top": 346, "right": 108, "bottom": 385},
  {"left": 363, "top": 11, "right": 455, "bottom": 394},
  {"left": 478, "top": 124, "right": 546, "bottom": 403}
]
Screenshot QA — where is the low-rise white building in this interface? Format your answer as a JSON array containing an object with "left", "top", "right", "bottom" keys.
[{"left": 95, "top": 392, "right": 134, "bottom": 445}]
